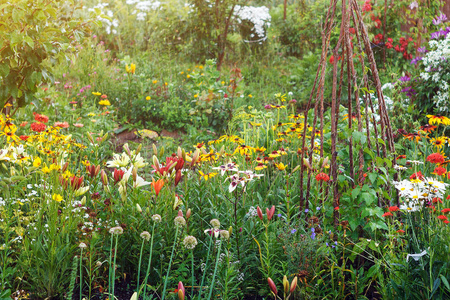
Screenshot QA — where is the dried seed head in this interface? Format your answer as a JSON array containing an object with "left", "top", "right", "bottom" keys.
[
  {"left": 183, "top": 235, "right": 198, "bottom": 249},
  {"left": 174, "top": 216, "right": 186, "bottom": 227},
  {"left": 152, "top": 214, "right": 162, "bottom": 223},
  {"left": 140, "top": 231, "right": 151, "bottom": 241},
  {"left": 210, "top": 219, "right": 220, "bottom": 230}
]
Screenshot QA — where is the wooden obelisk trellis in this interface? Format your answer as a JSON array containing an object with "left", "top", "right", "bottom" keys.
[{"left": 298, "top": 0, "right": 396, "bottom": 227}]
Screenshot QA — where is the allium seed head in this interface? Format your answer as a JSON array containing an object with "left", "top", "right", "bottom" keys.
[{"left": 183, "top": 235, "right": 198, "bottom": 249}]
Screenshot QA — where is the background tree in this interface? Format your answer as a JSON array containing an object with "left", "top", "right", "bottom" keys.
[{"left": 0, "top": 0, "right": 97, "bottom": 114}]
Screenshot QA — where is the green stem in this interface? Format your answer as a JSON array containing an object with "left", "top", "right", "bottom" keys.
[
  {"left": 191, "top": 250, "right": 195, "bottom": 298},
  {"left": 80, "top": 248, "right": 83, "bottom": 300},
  {"left": 161, "top": 226, "right": 179, "bottom": 300},
  {"left": 136, "top": 239, "right": 146, "bottom": 295},
  {"left": 142, "top": 224, "right": 156, "bottom": 298},
  {"left": 207, "top": 240, "right": 222, "bottom": 300},
  {"left": 108, "top": 234, "right": 114, "bottom": 300},
  {"left": 112, "top": 235, "right": 119, "bottom": 298},
  {"left": 198, "top": 234, "right": 213, "bottom": 299}
]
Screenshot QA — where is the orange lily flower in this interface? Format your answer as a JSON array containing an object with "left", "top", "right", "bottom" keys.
[{"left": 151, "top": 178, "right": 164, "bottom": 196}]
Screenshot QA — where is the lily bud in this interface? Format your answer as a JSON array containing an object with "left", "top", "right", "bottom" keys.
[
  {"left": 201, "top": 148, "right": 207, "bottom": 155},
  {"left": 152, "top": 143, "right": 158, "bottom": 156},
  {"left": 62, "top": 161, "right": 69, "bottom": 173},
  {"left": 267, "top": 205, "right": 275, "bottom": 221},
  {"left": 228, "top": 226, "right": 233, "bottom": 236},
  {"left": 257, "top": 206, "right": 263, "bottom": 220},
  {"left": 186, "top": 208, "right": 191, "bottom": 219},
  {"left": 177, "top": 281, "right": 185, "bottom": 300},
  {"left": 152, "top": 155, "right": 160, "bottom": 172},
  {"left": 175, "top": 169, "right": 182, "bottom": 186},
  {"left": 136, "top": 144, "right": 142, "bottom": 155},
  {"left": 81, "top": 196, "right": 86, "bottom": 206},
  {"left": 267, "top": 277, "right": 278, "bottom": 295},
  {"left": 303, "top": 158, "right": 311, "bottom": 170},
  {"left": 123, "top": 143, "right": 131, "bottom": 156},
  {"left": 86, "top": 132, "right": 94, "bottom": 144},
  {"left": 283, "top": 275, "right": 289, "bottom": 294},
  {"left": 132, "top": 167, "right": 137, "bottom": 183},
  {"left": 291, "top": 165, "right": 300, "bottom": 173},
  {"left": 101, "top": 132, "right": 108, "bottom": 143},
  {"left": 290, "top": 276, "right": 298, "bottom": 293},
  {"left": 159, "top": 146, "right": 165, "bottom": 157},
  {"left": 182, "top": 148, "right": 186, "bottom": 161},
  {"left": 177, "top": 147, "right": 183, "bottom": 159},
  {"left": 190, "top": 149, "right": 200, "bottom": 167},
  {"left": 136, "top": 203, "right": 142, "bottom": 213},
  {"left": 101, "top": 169, "right": 108, "bottom": 186},
  {"left": 178, "top": 210, "right": 183, "bottom": 217},
  {"left": 322, "top": 156, "right": 329, "bottom": 169}
]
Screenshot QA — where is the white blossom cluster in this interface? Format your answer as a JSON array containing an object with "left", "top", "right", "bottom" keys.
[
  {"left": 87, "top": 3, "right": 119, "bottom": 35},
  {"left": 127, "top": 0, "right": 161, "bottom": 20},
  {"left": 393, "top": 178, "right": 448, "bottom": 212},
  {"left": 419, "top": 34, "right": 450, "bottom": 112},
  {"left": 234, "top": 5, "right": 271, "bottom": 39}
]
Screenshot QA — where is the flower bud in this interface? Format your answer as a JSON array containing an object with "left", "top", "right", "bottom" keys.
[
  {"left": 81, "top": 196, "right": 86, "bottom": 205},
  {"left": 257, "top": 206, "right": 263, "bottom": 220},
  {"left": 132, "top": 167, "right": 137, "bottom": 183},
  {"left": 186, "top": 208, "right": 191, "bottom": 219},
  {"left": 86, "top": 132, "right": 94, "bottom": 144},
  {"left": 101, "top": 132, "right": 108, "bottom": 143},
  {"left": 267, "top": 205, "right": 275, "bottom": 221},
  {"left": 268, "top": 277, "right": 277, "bottom": 295},
  {"left": 290, "top": 276, "right": 298, "bottom": 293},
  {"left": 123, "top": 143, "right": 131, "bottom": 156},
  {"left": 62, "top": 161, "right": 69, "bottom": 173},
  {"left": 159, "top": 146, "right": 165, "bottom": 157},
  {"left": 178, "top": 282, "right": 185, "bottom": 300},
  {"left": 283, "top": 275, "right": 289, "bottom": 294},
  {"left": 178, "top": 210, "right": 184, "bottom": 217},
  {"left": 136, "top": 144, "right": 142, "bottom": 155},
  {"left": 152, "top": 143, "right": 158, "bottom": 156},
  {"left": 228, "top": 226, "right": 233, "bottom": 236},
  {"left": 177, "top": 147, "right": 183, "bottom": 159},
  {"left": 101, "top": 169, "right": 108, "bottom": 186},
  {"left": 175, "top": 169, "right": 182, "bottom": 186},
  {"left": 303, "top": 158, "right": 311, "bottom": 170},
  {"left": 136, "top": 203, "right": 142, "bottom": 213}
]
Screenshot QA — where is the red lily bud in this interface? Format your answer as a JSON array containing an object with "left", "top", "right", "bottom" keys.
[
  {"left": 257, "top": 206, "right": 263, "bottom": 220},
  {"left": 186, "top": 208, "right": 191, "bottom": 219},
  {"left": 70, "top": 176, "right": 83, "bottom": 190},
  {"left": 175, "top": 158, "right": 185, "bottom": 172},
  {"left": 59, "top": 175, "right": 68, "bottom": 190},
  {"left": 267, "top": 205, "right": 275, "bottom": 221},
  {"left": 268, "top": 277, "right": 278, "bottom": 295},
  {"left": 113, "top": 169, "right": 125, "bottom": 184},
  {"left": 178, "top": 209, "right": 183, "bottom": 217},
  {"left": 175, "top": 169, "right": 182, "bottom": 186},
  {"left": 177, "top": 282, "right": 185, "bottom": 300},
  {"left": 290, "top": 276, "right": 298, "bottom": 293}
]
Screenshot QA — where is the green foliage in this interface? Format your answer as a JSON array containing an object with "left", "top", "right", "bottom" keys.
[{"left": 0, "top": 0, "right": 93, "bottom": 109}]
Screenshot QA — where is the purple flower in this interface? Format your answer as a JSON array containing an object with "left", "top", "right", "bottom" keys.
[
  {"left": 316, "top": 206, "right": 321, "bottom": 211},
  {"left": 410, "top": 57, "right": 422, "bottom": 65},
  {"left": 399, "top": 76, "right": 411, "bottom": 82},
  {"left": 305, "top": 209, "right": 309, "bottom": 213},
  {"left": 291, "top": 229, "right": 297, "bottom": 234},
  {"left": 277, "top": 213, "right": 282, "bottom": 218},
  {"left": 417, "top": 47, "right": 427, "bottom": 53},
  {"left": 433, "top": 13, "right": 447, "bottom": 25},
  {"left": 311, "top": 228, "right": 316, "bottom": 240},
  {"left": 264, "top": 104, "right": 271, "bottom": 109}
]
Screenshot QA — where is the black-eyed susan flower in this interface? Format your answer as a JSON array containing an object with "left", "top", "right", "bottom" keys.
[{"left": 427, "top": 114, "right": 450, "bottom": 125}]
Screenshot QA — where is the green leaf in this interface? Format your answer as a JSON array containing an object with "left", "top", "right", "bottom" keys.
[
  {"left": 0, "top": 63, "right": 10, "bottom": 77},
  {"left": 24, "top": 35, "right": 34, "bottom": 48},
  {"left": 351, "top": 187, "right": 361, "bottom": 199},
  {"left": 440, "top": 275, "right": 450, "bottom": 291}
]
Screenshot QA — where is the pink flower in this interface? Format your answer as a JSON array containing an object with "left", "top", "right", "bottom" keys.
[{"left": 74, "top": 123, "right": 84, "bottom": 128}]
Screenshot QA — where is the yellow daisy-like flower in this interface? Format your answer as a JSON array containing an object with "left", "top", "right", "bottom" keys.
[
  {"left": 41, "top": 164, "right": 51, "bottom": 174},
  {"left": 255, "top": 163, "right": 267, "bottom": 171},
  {"left": 233, "top": 145, "right": 254, "bottom": 156},
  {"left": 92, "top": 92, "right": 101, "bottom": 96},
  {"left": 125, "top": 63, "right": 136, "bottom": 74},
  {"left": 430, "top": 136, "right": 447, "bottom": 150},
  {"left": 49, "top": 163, "right": 60, "bottom": 171},
  {"left": 52, "top": 193, "right": 63, "bottom": 202},
  {"left": 427, "top": 115, "right": 450, "bottom": 126},
  {"left": 199, "top": 170, "right": 217, "bottom": 181},
  {"left": 146, "top": 96, "right": 151, "bottom": 100},
  {"left": 33, "top": 157, "right": 42, "bottom": 167},
  {"left": 275, "top": 162, "right": 287, "bottom": 170},
  {"left": 99, "top": 100, "right": 111, "bottom": 106}
]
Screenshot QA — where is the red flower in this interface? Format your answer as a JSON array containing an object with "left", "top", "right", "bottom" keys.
[
  {"left": 397, "top": 155, "right": 406, "bottom": 160},
  {"left": 441, "top": 208, "right": 450, "bottom": 213},
  {"left": 432, "top": 167, "right": 447, "bottom": 176},
  {"left": 388, "top": 38, "right": 393, "bottom": 43},
  {"left": 316, "top": 172, "right": 330, "bottom": 182},
  {"left": 447, "top": 195, "right": 450, "bottom": 200},
  {"left": 113, "top": 168, "right": 125, "bottom": 184},
  {"left": 266, "top": 205, "right": 275, "bottom": 221},
  {"left": 427, "top": 153, "right": 445, "bottom": 164},
  {"left": 19, "top": 135, "right": 29, "bottom": 141},
  {"left": 394, "top": 45, "right": 401, "bottom": 52},
  {"left": 410, "top": 171, "right": 424, "bottom": 180},
  {"left": 432, "top": 197, "right": 442, "bottom": 204},
  {"left": 382, "top": 212, "right": 393, "bottom": 217},
  {"left": 386, "top": 42, "right": 393, "bottom": 49},
  {"left": 334, "top": 206, "right": 339, "bottom": 210},
  {"left": 34, "top": 113, "right": 49, "bottom": 123},
  {"left": 438, "top": 215, "right": 448, "bottom": 221},
  {"left": 396, "top": 229, "right": 405, "bottom": 234},
  {"left": 30, "top": 122, "right": 46, "bottom": 132},
  {"left": 389, "top": 206, "right": 399, "bottom": 212},
  {"left": 444, "top": 220, "right": 450, "bottom": 224},
  {"left": 349, "top": 27, "right": 356, "bottom": 34},
  {"left": 329, "top": 55, "right": 335, "bottom": 64}
]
